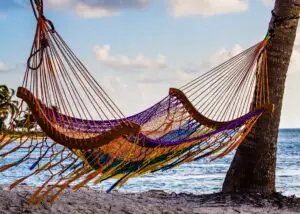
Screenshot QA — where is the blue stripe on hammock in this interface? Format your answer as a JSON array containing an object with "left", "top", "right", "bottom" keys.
[{"left": 29, "top": 147, "right": 50, "bottom": 170}]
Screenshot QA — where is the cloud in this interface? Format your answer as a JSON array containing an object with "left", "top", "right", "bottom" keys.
[
  {"left": 74, "top": 0, "right": 150, "bottom": 10},
  {"left": 191, "top": 32, "right": 300, "bottom": 128},
  {"left": 288, "top": 29, "right": 300, "bottom": 73},
  {"left": 260, "top": 0, "right": 275, "bottom": 7},
  {"left": 2, "top": 0, "right": 252, "bottom": 19},
  {"left": 181, "top": 44, "right": 243, "bottom": 75},
  {"left": 135, "top": 44, "right": 244, "bottom": 91},
  {"left": 167, "top": 0, "right": 248, "bottom": 18},
  {"left": 94, "top": 44, "right": 167, "bottom": 70},
  {"left": 99, "top": 73, "right": 177, "bottom": 115},
  {"left": 74, "top": 2, "right": 119, "bottom": 18},
  {"left": 203, "top": 44, "right": 243, "bottom": 69},
  {"left": 98, "top": 75, "right": 144, "bottom": 115},
  {"left": 0, "top": 62, "right": 8, "bottom": 72},
  {"left": 280, "top": 28, "right": 300, "bottom": 128},
  {"left": 130, "top": 39, "right": 300, "bottom": 128},
  {"left": 0, "top": 61, "right": 26, "bottom": 73},
  {"left": 44, "top": 0, "right": 73, "bottom": 10},
  {"left": 44, "top": 0, "right": 150, "bottom": 18}
]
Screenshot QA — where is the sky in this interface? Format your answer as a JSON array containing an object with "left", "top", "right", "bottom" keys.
[{"left": 0, "top": 0, "right": 299, "bottom": 128}]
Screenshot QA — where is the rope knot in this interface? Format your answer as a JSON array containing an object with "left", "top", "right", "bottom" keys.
[
  {"left": 41, "top": 37, "right": 49, "bottom": 48},
  {"left": 30, "top": 0, "right": 55, "bottom": 33}
]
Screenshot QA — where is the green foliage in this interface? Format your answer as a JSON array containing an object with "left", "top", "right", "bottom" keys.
[
  {"left": 13, "top": 110, "right": 35, "bottom": 131},
  {"left": 0, "top": 85, "right": 19, "bottom": 132}
]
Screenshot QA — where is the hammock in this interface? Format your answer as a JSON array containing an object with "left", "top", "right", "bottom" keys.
[{"left": 0, "top": 0, "right": 274, "bottom": 204}]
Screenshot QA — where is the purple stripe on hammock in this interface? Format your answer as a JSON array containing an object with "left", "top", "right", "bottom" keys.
[
  {"left": 44, "top": 96, "right": 174, "bottom": 130},
  {"left": 138, "top": 108, "right": 265, "bottom": 146},
  {"left": 41, "top": 95, "right": 265, "bottom": 146}
]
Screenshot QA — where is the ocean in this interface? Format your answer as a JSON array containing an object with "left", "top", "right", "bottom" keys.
[{"left": 0, "top": 129, "right": 299, "bottom": 196}]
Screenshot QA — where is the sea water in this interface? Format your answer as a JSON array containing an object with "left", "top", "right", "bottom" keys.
[{"left": 0, "top": 129, "right": 299, "bottom": 196}]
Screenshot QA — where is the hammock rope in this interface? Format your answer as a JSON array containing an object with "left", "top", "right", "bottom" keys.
[{"left": 0, "top": 0, "right": 274, "bottom": 204}]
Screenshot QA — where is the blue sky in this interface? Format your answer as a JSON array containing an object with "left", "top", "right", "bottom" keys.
[{"left": 0, "top": 0, "right": 300, "bottom": 128}]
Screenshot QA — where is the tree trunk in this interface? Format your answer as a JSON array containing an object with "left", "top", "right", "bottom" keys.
[{"left": 223, "top": 0, "right": 300, "bottom": 194}]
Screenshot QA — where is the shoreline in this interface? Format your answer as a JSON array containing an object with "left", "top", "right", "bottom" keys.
[
  {"left": 0, "top": 185, "right": 299, "bottom": 213},
  {"left": 0, "top": 133, "right": 46, "bottom": 142}
]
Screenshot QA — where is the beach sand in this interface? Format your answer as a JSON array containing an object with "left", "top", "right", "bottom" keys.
[{"left": 0, "top": 185, "right": 299, "bottom": 214}]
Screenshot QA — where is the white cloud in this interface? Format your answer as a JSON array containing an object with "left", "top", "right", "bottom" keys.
[
  {"left": 74, "top": 2, "right": 119, "bottom": 18},
  {"left": 260, "top": 0, "right": 275, "bottom": 7},
  {"left": 281, "top": 28, "right": 300, "bottom": 127},
  {"left": 182, "top": 44, "right": 243, "bottom": 75},
  {"left": 129, "top": 39, "right": 300, "bottom": 128},
  {"left": 288, "top": 29, "right": 300, "bottom": 73},
  {"left": 168, "top": 0, "right": 248, "bottom": 18},
  {"left": 102, "top": 76, "right": 128, "bottom": 93},
  {"left": 44, "top": 0, "right": 150, "bottom": 18},
  {"left": 0, "top": 61, "right": 8, "bottom": 72},
  {"left": 96, "top": 45, "right": 246, "bottom": 116},
  {"left": 99, "top": 73, "right": 180, "bottom": 115},
  {"left": 44, "top": 0, "right": 73, "bottom": 10},
  {"left": 94, "top": 44, "right": 167, "bottom": 70},
  {"left": 43, "top": 0, "right": 251, "bottom": 18},
  {"left": 136, "top": 44, "right": 244, "bottom": 93},
  {"left": 205, "top": 44, "right": 243, "bottom": 68}
]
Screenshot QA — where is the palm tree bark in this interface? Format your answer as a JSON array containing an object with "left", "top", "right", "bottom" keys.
[{"left": 223, "top": 0, "right": 300, "bottom": 194}]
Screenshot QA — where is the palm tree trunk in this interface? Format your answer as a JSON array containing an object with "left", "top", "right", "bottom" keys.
[{"left": 223, "top": 0, "right": 300, "bottom": 194}]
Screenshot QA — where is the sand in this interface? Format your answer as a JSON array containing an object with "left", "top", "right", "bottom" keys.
[{"left": 0, "top": 185, "right": 299, "bottom": 214}]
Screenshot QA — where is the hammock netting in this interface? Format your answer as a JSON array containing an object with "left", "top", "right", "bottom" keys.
[{"left": 0, "top": 0, "right": 274, "bottom": 204}]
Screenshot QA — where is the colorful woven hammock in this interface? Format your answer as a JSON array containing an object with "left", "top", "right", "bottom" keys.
[{"left": 0, "top": 0, "right": 274, "bottom": 204}]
